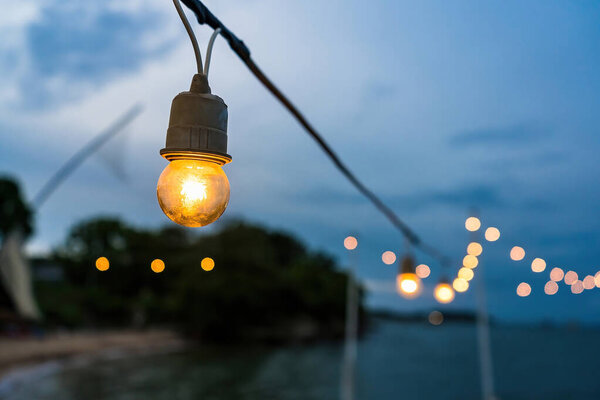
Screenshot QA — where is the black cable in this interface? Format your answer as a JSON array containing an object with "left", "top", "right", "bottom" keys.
[{"left": 181, "top": 0, "right": 450, "bottom": 265}]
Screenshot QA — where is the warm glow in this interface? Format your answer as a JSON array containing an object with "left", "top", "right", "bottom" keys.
[
  {"left": 201, "top": 257, "right": 215, "bottom": 271},
  {"left": 434, "top": 283, "right": 455, "bottom": 304},
  {"left": 465, "top": 217, "right": 481, "bottom": 232},
  {"left": 484, "top": 227, "right": 500, "bottom": 242},
  {"left": 544, "top": 281, "right": 558, "bottom": 295},
  {"left": 582, "top": 275, "right": 595, "bottom": 290},
  {"left": 429, "top": 311, "right": 443, "bottom": 326},
  {"left": 397, "top": 273, "right": 422, "bottom": 298},
  {"left": 516, "top": 282, "right": 531, "bottom": 297},
  {"left": 416, "top": 264, "right": 431, "bottom": 278},
  {"left": 467, "top": 242, "right": 483, "bottom": 256},
  {"left": 151, "top": 259, "right": 165, "bottom": 273},
  {"left": 95, "top": 257, "right": 109, "bottom": 271},
  {"left": 463, "top": 254, "right": 479, "bottom": 269},
  {"left": 564, "top": 270, "right": 578, "bottom": 285},
  {"left": 550, "top": 267, "right": 564, "bottom": 282},
  {"left": 157, "top": 159, "right": 230, "bottom": 227},
  {"left": 344, "top": 236, "right": 358, "bottom": 250},
  {"left": 458, "top": 267, "right": 474, "bottom": 281},
  {"left": 452, "top": 277, "right": 469, "bottom": 293},
  {"left": 571, "top": 280, "right": 584, "bottom": 294},
  {"left": 531, "top": 258, "right": 546, "bottom": 273},
  {"left": 381, "top": 251, "right": 396, "bottom": 265},
  {"left": 510, "top": 246, "right": 525, "bottom": 261}
]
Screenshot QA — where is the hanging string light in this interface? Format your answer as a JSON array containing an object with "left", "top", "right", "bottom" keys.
[{"left": 396, "top": 255, "right": 422, "bottom": 299}]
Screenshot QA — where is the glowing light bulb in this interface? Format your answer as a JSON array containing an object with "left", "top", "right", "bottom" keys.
[
  {"left": 201, "top": 257, "right": 215, "bottom": 271},
  {"left": 397, "top": 273, "right": 422, "bottom": 299},
  {"left": 151, "top": 259, "right": 165, "bottom": 273},
  {"left": 458, "top": 267, "right": 474, "bottom": 281},
  {"left": 463, "top": 254, "right": 479, "bottom": 269},
  {"left": 434, "top": 282, "right": 455, "bottom": 304},
  {"left": 157, "top": 159, "right": 230, "bottom": 227},
  {"left": 95, "top": 257, "right": 109, "bottom": 271}
]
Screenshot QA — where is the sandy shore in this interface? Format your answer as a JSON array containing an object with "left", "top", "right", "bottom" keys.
[{"left": 0, "top": 329, "right": 187, "bottom": 379}]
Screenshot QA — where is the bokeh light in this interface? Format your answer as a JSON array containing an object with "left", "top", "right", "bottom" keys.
[
  {"left": 151, "top": 259, "right": 165, "bottom": 273},
  {"left": 434, "top": 283, "right": 455, "bottom": 304},
  {"left": 465, "top": 217, "right": 481, "bottom": 232},
  {"left": 381, "top": 251, "right": 396, "bottom": 265},
  {"left": 582, "top": 275, "right": 595, "bottom": 290},
  {"left": 564, "top": 270, "right": 578, "bottom": 285},
  {"left": 452, "top": 277, "right": 469, "bottom": 293},
  {"left": 95, "top": 257, "right": 109, "bottom": 271},
  {"left": 544, "top": 281, "right": 558, "bottom": 295},
  {"left": 571, "top": 280, "right": 584, "bottom": 294},
  {"left": 510, "top": 246, "right": 525, "bottom": 261},
  {"left": 531, "top": 258, "right": 546, "bottom": 273},
  {"left": 516, "top": 282, "right": 531, "bottom": 297},
  {"left": 343, "top": 236, "right": 358, "bottom": 250},
  {"left": 463, "top": 255, "right": 479, "bottom": 269},
  {"left": 396, "top": 273, "right": 422, "bottom": 299},
  {"left": 415, "top": 264, "right": 431, "bottom": 278},
  {"left": 467, "top": 242, "right": 483, "bottom": 256},
  {"left": 201, "top": 257, "right": 215, "bottom": 271},
  {"left": 595, "top": 271, "right": 600, "bottom": 288},
  {"left": 484, "top": 227, "right": 500, "bottom": 242},
  {"left": 550, "top": 267, "right": 564, "bottom": 282},
  {"left": 428, "top": 311, "right": 444, "bottom": 326},
  {"left": 458, "top": 267, "right": 474, "bottom": 281}
]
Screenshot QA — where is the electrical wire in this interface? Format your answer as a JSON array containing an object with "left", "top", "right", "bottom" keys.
[
  {"left": 179, "top": 0, "right": 451, "bottom": 265},
  {"left": 173, "top": 0, "right": 203, "bottom": 74},
  {"left": 204, "top": 28, "right": 221, "bottom": 77}
]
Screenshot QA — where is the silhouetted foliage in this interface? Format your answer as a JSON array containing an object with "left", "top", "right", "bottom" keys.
[{"left": 37, "top": 217, "right": 361, "bottom": 342}]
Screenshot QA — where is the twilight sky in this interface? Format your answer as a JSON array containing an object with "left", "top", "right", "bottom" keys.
[{"left": 1, "top": 0, "right": 600, "bottom": 323}]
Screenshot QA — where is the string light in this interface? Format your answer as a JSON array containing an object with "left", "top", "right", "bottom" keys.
[
  {"left": 201, "top": 257, "right": 215, "bottom": 271},
  {"left": 463, "top": 254, "right": 479, "bottom": 269},
  {"left": 467, "top": 242, "right": 483, "bottom": 256},
  {"left": 434, "top": 282, "right": 455, "bottom": 304},
  {"left": 571, "top": 280, "right": 584, "bottom": 294},
  {"left": 381, "top": 251, "right": 396, "bottom": 265},
  {"left": 452, "top": 277, "right": 469, "bottom": 293},
  {"left": 531, "top": 258, "right": 546, "bottom": 273},
  {"left": 397, "top": 256, "right": 422, "bottom": 299},
  {"left": 510, "top": 246, "right": 525, "bottom": 261},
  {"left": 582, "top": 275, "right": 595, "bottom": 290},
  {"left": 415, "top": 264, "right": 431, "bottom": 278},
  {"left": 465, "top": 217, "right": 481, "bottom": 232},
  {"left": 344, "top": 236, "right": 358, "bottom": 250},
  {"left": 484, "top": 227, "right": 500, "bottom": 242},
  {"left": 516, "top": 282, "right": 531, "bottom": 297},
  {"left": 95, "top": 257, "right": 109, "bottom": 271},
  {"left": 151, "top": 259, "right": 165, "bottom": 273},
  {"left": 544, "top": 281, "right": 558, "bottom": 295},
  {"left": 564, "top": 271, "right": 578, "bottom": 285},
  {"left": 458, "top": 267, "right": 474, "bottom": 281},
  {"left": 550, "top": 267, "right": 564, "bottom": 282}
]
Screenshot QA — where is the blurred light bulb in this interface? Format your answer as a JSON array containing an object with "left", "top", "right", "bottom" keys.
[
  {"left": 95, "top": 257, "right": 109, "bottom": 271},
  {"left": 157, "top": 159, "right": 230, "bottom": 227},
  {"left": 465, "top": 217, "right": 481, "bottom": 231},
  {"left": 582, "top": 275, "right": 595, "bottom": 290},
  {"left": 531, "top": 258, "right": 546, "bottom": 273},
  {"left": 516, "top": 282, "right": 531, "bottom": 297},
  {"left": 510, "top": 246, "right": 525, "bottom": 261},
  {"left": 484, "top": 227, "right": 500, "bottom": 242},
  {"left": 463, "top": 254, "right": 479, "bottom": 269},
  {"left": 564, "top": 270, "right": 578, "bottom": 285},
  {"left": 544, "top": 280, "right": 558, "bottom": 295},
  {"left": 453, "top": 277, "right": 469, "bottom": 292},
  {"left": 467, "top": 242, "right": 483, "bottom": 256},
  {"left": 429, "top": 311, "right": 443, "bottom": 326},
  {"left": 550, "top": 267, "right": 564, "bottom": 282},
  {"left": 397, "top": 273, "right": 422, "bottom": 299},
  {"left": 382, "top": 251, "right": 396, "bottom": 265},
  {"left": 201, "top": 257, "right": 215, "bottom": 271},
  {"left": 344, "top": 236, "right": 358, "bottom": 250},
  {"left": 416, "top": 264, "right": 431, "bottom": 278},
  {"left": 458, "top": 267, "right": 474, "bottom": 281},
  {"left": 434, "top": 282, "right": 455, "bottom": 304},
  {"left": 151, "top": 259, "right": 165, "bottom": 273}
]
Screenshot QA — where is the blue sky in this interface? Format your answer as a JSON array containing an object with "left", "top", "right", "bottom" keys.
[{"left": 1, "top": 0, "right": 600, "bottom": 323}]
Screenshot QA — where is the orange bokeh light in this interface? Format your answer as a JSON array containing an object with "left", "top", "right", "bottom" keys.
[
  {"left": 571, "top": 280, "right": 584, "bottom": 294},
  {"left": 381, "top": 251, "right": 396, "bottom": 265},
  {"left": 531, "top": 258, "right": 546, "bottom": 273},
  {"left": 544, "top": 281, "right": 558, "bottom": 295},
  {"left": 484, "top": 227, "right": 500, "bottom": 242},
  {"left": 516, "top": 282, "right": 531, "bottom": 297},
  {"left": 564, "top": 271, "right": 578, "bottom": 285},
  {"left": 465, "top": 217, "right": 481, "bottom": 232},
  {"left": 344, "top": 236, "right": 358, "bottom": 250},
  {"left": 416, "top": 264, "right": 431, "bottom": 278},
  {"left": 510, "top": 246, "right": 525, "bottom": 261},
  {"left": 550, "top": 267, "right": 564, "bottom": 282}
]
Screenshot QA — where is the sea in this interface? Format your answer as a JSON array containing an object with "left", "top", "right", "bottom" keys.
[{"left": 1, "top": 318, "right": 599, "bottom": 400}]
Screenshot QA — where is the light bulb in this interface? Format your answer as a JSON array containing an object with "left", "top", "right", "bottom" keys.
[
  {"left": 157, "top": 159, "right": 230, "bottom": 227},
  {"left": 397, "top": 273, "right": 422, "bottom": 299},
  {"left": 434, "top": 282, "right": 455, "bottom": 304}
]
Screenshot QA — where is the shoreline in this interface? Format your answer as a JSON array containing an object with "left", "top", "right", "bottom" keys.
[{"left": 0, "top": 329, "right": 187, "bottom": 382}]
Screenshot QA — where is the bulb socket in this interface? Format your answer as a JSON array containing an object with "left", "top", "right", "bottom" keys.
[
  {"left": 161, "top": 74, "right": 231, "bottom": 165},
  {"left": 400, "top": 255, "right": 415, "bottom": 274}
]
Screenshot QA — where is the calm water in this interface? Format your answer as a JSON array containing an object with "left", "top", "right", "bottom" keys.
[{"left": 2, "top": 319, "right": 600, "bottom": 400}]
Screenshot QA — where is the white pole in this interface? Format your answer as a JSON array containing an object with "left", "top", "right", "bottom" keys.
[{"left": 341, "top": 243, "right": 359, "bottom": 400}]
